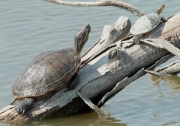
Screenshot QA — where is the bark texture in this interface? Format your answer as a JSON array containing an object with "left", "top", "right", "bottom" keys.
[{"left": 1, "top": 11, "right": 180, "bottom": 123}]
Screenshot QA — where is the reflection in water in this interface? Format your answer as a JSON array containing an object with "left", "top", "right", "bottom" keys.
[
  {"left": 148, "top": 74, "right": 180, "bottom": 90},
  {"left": 20, "top": 113, "right": 126, "bottom": 126},
  {"left": 1, "top": 0, "right": 180, "bottom": 125}
]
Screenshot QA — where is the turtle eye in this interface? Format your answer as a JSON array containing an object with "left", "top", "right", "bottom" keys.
[{"left": 109, "top": 49, "right": 118, "bottom": 59}]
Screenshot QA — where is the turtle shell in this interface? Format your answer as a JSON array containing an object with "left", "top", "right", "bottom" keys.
[
  {"left": 12, "top": 48, "right": 80, "bottom": 98},
  {"left": 130, "top": 13, "right": 161, "bottom": 35}
]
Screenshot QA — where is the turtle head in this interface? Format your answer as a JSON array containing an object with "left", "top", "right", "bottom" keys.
[
  {"left": 74, "top": 24, "right": 91, "bottom": 54},
  {"left": 156, "top": 4, "right": 165, "bottom": 15}
]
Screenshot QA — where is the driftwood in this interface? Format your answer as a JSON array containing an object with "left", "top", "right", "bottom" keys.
[
  {"left": 1, "top": 12, "right": 180, "bottom": 123},
  {"left": 146, "top": 60, "right": 180, "bottom": 76},
  {"left": 81, "top": 16, "right": 131, "bottom": 66},
  {"left": 45, "top": 0, "right": 146, "bottom": 16},
  {"left": 1, "top": 0, "right": 180, "bottom": 123},
  {"left": 0, "top": 16, "right": 131, "bottom": 123}
]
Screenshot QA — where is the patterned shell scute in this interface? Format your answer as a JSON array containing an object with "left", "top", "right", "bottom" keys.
[
  {"left": 12, "top": 48, "right": 80, "bottom": 98},
  {"left": 130, "top": 13, "right": 161, "bottom": 35}
]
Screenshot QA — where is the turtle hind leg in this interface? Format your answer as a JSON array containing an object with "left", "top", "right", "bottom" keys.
[
  {"left": 68, "top": 73, "right": 79, "bottom": 90},
  {"left": 13, "top": 98, "right": 35, "bottom": 114}
]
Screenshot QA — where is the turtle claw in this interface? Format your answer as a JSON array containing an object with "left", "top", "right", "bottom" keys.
[
  {"left": 14, "top": 105, "right": 22, "bottom": 114},
  {"left": 21, "top": 107, "right": 25, "bottom": 114},
  {"left": 13, "top": 98, "right": 35, "bottom": 115},
  {"left": 14, "top": 101, "right": 25, "bottom": 114},
  {"left": 21, "top": 109, "right": 26, "bottom": 116},
  {"left": 19, "top": 109, "right": 24, "bottom": 115}
]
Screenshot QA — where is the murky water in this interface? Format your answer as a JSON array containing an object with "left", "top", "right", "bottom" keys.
[{"left": 0, "top": 0, "right": 180, "bottom": 125}]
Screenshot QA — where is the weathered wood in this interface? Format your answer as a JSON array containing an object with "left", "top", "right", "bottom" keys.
[
  {"left": 146, "top": 60, "right": 180, "bottom": 76},
  {"left": 77, "top": 91, "right": 110, "bottom": 118},
  {"left": 136, "top": 38, "right": 180, "bottom": 58},
  {"left": 81, "top": 16, "right": 131, "bottom": 66},
  {"left": 97, "top": 54, "right": 173, "bottom": 106},
  {"left": 45, "top": 0, "right": 146, "bottom": 16},
  {"left": 1, "top": 11, "right": 180, "bottom": 123},
  {"left": 0, "top": 16, "right": 131, "bottom": 123}
]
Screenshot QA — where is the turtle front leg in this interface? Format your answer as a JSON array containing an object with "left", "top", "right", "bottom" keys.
[
  {"left": 161, "top": 17, "right": 168, "bottom": 22},
  {"left": 13, "top": 98, "right": 35, "bottom": 114},
  {"left": 133, "top": 34, "right": 143, "bottom": 44},
  {"left": 68, "top": 73, "right": 79, "bottom": 90}
]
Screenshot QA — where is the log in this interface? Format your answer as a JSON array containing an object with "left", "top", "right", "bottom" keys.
[
  {"left": 0, "top": 16, "right": 131, "bottom": 123},
  {"left": 146, "top": 60, "right": 180, "bottom": 76},
  {"left": 81, "top": 16, "right": 131, "bottom": 66},
  {"left": 1, "top": 10, "right": 180, "bottom": 123}
]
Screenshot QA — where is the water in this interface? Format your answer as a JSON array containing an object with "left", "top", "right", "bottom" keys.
[{"left": 0, "top": 0, "right": 180, "bottom": 125}]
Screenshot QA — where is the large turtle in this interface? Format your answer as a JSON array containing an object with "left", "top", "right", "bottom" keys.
[
  {"left": 130, "top": 4, "right": 166, "bottom": 43},
  {"left": 12, "top": 24, "right": 91, "bottom": 114}
]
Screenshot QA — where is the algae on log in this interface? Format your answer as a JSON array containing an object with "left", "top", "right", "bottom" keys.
[{"left": 1, "top": 12, "right": 180, "bottom": 123}]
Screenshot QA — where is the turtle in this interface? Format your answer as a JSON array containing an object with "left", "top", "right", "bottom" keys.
[
  {"left": 11, "top": 24, "right": 91, "bottom": 114},
  {"left": 129, "top": 4, "right": 166, "bottom": 43}
]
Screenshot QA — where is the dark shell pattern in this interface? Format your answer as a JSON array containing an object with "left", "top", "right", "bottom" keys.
[{"left": 12, "top": 48, "right": 80, "bottom": 98}]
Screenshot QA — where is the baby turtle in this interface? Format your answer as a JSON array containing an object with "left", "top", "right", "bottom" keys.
[
  {"left": 130, "top": 4, "right": 166, "bottom": 43},
  {"left": 12, "top": 24, "right": 91, "bottom": 114}
]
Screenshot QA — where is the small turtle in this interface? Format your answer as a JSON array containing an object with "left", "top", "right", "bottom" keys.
[
  {"left": 130, "top": 4, "right": 166, "bottom": 43},
  {"left": 11, "top": 24, "right": 91, "bottom": 114}
]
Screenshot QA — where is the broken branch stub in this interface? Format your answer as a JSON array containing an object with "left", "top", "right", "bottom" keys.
[
  {"left": 146, "top": 60, "right": 180, "bottom": 76},
  {"left": 81, "top": 16, "right": 131, "bottom": 66}
]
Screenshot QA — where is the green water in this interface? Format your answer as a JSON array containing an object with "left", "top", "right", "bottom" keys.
[{"left": 0, "top": 0, "right": 180, "bottom": 125}]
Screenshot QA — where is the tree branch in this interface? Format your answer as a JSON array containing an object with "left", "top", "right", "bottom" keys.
[
  {"left": 1, "top": 8, "right": 180, "bottom": 124},
  {"left": 146, "top": 60, "right": 180, "bottom": 76},
  {"left": 45, "top": 0, "right": 146, "bottom": 16}
]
